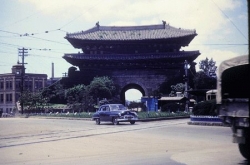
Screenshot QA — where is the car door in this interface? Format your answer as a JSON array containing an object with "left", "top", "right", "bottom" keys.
[
  {"left": 99, "top": 106, "right": 110, "bottom": 121},
  {"left": 104, "top": 106, "right": 112, "bottom": 121}
]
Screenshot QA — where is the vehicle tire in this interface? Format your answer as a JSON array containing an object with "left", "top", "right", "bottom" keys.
[
  {"left": 95, "top": 118, "right": 100, "bottom": 125},
  {"left": 112, "top": 118, "right": 119, "bottom": 125},
  {"left": 238, "top": 143, "right": 249, "bottom": 160},
  {"left": 130, "top": 121, "right": 135, "bottom": 125}
]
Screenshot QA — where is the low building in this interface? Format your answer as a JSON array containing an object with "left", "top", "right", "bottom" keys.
[{"left": 0, "top": 64, "right": 47, "bottom": 114}]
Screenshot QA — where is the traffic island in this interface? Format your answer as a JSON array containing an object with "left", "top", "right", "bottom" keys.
[{"left": 188, "top": 115, "right": 229, "bottom": 127}]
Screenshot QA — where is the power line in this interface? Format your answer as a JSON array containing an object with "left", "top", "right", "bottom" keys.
[
  {"left": 58, "top": 0, "right": 102, "bottom": 30},
  {"left": 0, "top": 29, "right": 70, "bottom": 46},
  {"left": 24, "top": 35, "right": 70, "bottom": 46},
  {"left": 0, "top": 41, "right": 23, "bottom": 48},
  {"left": 0, "top": 41, "right": 75, "bottom": 56},
  {"left": 28, "top": 53, "right": 63, "bottom": 59},
  {"left": 0, "top": 0, "right": 102, "bottom": 37},
  {"left": 0, "top": 9, "right": 42, "bottom": 29},
  {"left": 0, "top": 29, "right": 20, "bottom": 36},
  {"left": 211, "top": 0, "right": 248, "bottom": 41}
]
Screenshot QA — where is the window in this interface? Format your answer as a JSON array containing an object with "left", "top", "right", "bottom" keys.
[
  {"left": 100, "top": 106, "right": 110, "bottom": 111},
  {"left": 24, "top": 80, "right": 32, "bottom": 90},
  {"left": 15, "top": 93, "right": 20, "bottom": 102},
  {"left": 6, "top": 81, "right": 9, "bottom": 89},
  {"left": 100, "top": 106, "right": 106, "bottom": 111},
  {"left": 5, "top": 80, "right": 12, "bottom": 89},
  {"left": 10, "top": 93, "right": 12, "bottom": 102},
  {"left": 28, "top": 80, "right": 32, "bottom": 89},
  {"left": 9, "top": 80, "right": 12, "bottom": 89},
  {"left": 0, "top": 94, "right": 3, "bottom": 103},
  {"left": 0, "top": 81, "right": 3, "bottom": 89},
  {"left": 35, "top": 80, "right": 43, "bottom": 89},
  {"left": 6, "top": 93, "right": 12, "bottom": 102},
  {"left": 15, "top": 80, "right": 21, "bottom": 90}
]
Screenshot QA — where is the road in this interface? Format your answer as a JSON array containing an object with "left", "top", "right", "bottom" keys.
[{"left": 0, "top": 118, "right": 248, "bottom": 165}]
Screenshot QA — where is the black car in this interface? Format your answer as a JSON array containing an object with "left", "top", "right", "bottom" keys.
[{"left": 92, "top": 104, "right": 138, "bottom": 125}]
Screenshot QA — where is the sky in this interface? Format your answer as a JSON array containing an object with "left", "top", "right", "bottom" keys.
[{"left": 0, "top": 0, "right": 248, "bottom": 101}]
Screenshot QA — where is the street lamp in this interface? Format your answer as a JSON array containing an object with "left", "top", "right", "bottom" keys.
[{"left": 184, "top": 60, "right": 190, "bottom": 112}]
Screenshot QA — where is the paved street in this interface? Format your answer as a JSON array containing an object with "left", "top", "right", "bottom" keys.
[{"left": 0, "top": 118, "right": 248, "bottom": 165}]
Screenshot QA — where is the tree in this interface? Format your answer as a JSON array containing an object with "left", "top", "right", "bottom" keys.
[
  {"left": 86, "top": 76, "right": 116, "bottom": 101},
  {"left": 46, "top": 82, "right": 66, "bottom": 104},
  {"left": 193, "top": 58, "right": 217, "bottom": 89},
  {"left": 193, "top": 71, "right": 216, "bottom": 89},
  {"left": 19, "top": 89, "right": 48, "bottom": 113},
  {"left": 168, "top": 83, "right": 185, "bottom": 97},
  {"left": 171, "top": 83, "right": 185, "bottom": 92},
  {"left": 64, "top": 76, "right": 116, "bottom": 112},
  {"left": 199, "top": 57, "right": 217, "bottom": 77},
  {"left": 159, "top": 76, "right": 183, "bottom": 95},
  {"left": 65, "top": 84, "right": 85, "bottom": 100},
  {"left": 65, "top": 84, "right": 86, "bottom": 112}
]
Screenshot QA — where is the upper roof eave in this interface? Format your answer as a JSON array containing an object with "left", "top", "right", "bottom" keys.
[{"left": 65, "top": 22, "right": 197, "bottom": 41}]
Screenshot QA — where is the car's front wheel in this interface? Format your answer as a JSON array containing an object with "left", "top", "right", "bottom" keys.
[
  {"left": 130, "top": 121, "right": 135, "bottom": 124},
  {"left": 112, "top": 118, "right": 119, "bottom": 125},
  {"left": 95, "top": 118, "right": 100, "bottom": 125}
]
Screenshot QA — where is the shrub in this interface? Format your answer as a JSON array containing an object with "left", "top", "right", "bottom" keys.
[{"left": 192, "top": 99, "right": 216, "bottom": 116}]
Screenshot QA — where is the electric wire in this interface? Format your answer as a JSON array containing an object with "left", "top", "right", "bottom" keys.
[
  {"left": 211, "top": 0, "right": 248, "bottom": 41},
  {"left": 0, "top": 8, "right": 43, "bottom": 29}
]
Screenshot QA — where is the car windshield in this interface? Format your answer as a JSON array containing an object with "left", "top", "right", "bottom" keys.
[{"left": 110, "top": 104, "right": 127, "bottom": 111}]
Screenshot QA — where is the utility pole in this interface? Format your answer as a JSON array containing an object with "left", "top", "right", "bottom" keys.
[{"left": 18, "top": 48, "right": 28, "bottom": 114}]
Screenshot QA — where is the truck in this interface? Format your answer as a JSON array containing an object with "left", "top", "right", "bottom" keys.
[{"left": 216, "top": 55, "right": 249, "bottom": 160}]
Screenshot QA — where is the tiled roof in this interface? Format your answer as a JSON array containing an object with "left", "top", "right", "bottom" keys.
[{"left": 65, "top": 23, "right": 196, "bottom": 41}]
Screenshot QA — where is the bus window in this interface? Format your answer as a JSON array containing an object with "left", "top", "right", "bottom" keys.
[{"left": 206, "top": 89, "right": 217, "bottom": 101}]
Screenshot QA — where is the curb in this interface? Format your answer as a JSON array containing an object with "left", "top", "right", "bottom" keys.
[
  {"left": 26, "top": 115, "right": 190, "bottom": 122},
  {"left": 187, "top": 121, "right": 229, "bottom": 127},
  {"left": 28, "top": 116, "right": 92, "bottom": 121},
  {"left": 138, "top": 116, "right": 190, "bottom": 122}
]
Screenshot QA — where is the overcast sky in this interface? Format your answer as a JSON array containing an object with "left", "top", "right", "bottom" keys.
[{"left": 0, "top": 0, "right": 248, "bottom": 100}]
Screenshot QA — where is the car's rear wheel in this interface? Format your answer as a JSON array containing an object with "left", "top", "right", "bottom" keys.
[
  {"left": 112, "top": 118, "right": 119, "bottom": 125},
  {"left": 130, "top": 121, "right": 135, "bottom": 124},
  {"left": 95, "top": 118, "right": 100, "bottom": 125}
]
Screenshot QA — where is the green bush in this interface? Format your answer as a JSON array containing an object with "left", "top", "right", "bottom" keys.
[
  {"left": 192, "top": 99, "right": 216, "bottom": 116},
  {"left": 137, "top": 111, "right": 190, "bottom": 119}
]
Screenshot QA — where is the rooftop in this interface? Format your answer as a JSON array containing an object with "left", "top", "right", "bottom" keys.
[{"left": 65, "top": 21, "right": 197, "bottom": 41}]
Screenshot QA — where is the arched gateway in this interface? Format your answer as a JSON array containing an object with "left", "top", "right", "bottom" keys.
[{"left": 61, "top": 21, "right": 200, "bottom": 103}]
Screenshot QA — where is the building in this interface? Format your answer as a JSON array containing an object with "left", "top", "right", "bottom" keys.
[
  {"left": 61, "top": 21, "right": 200, "bottom": 103},
  {"left": 0, "top": 64, "right": 47, "bottom": 114}
]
